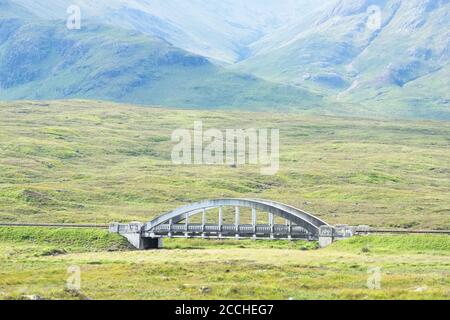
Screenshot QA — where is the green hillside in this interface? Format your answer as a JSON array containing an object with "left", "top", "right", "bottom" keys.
[
  {"left": 9, "top": 0, "right": 320, "bottom": 63},
  {"left": 0, "top": 226, "right": 131, "bottom": 252},
  {"left": 0, "top": 18, "right": 320, "bottom": 110},
  {"left": 236, "top": 0, "right": 450, "bottom": 119},
  {"left": 0, "top": 100, "right": 449, "bottom": 229}
]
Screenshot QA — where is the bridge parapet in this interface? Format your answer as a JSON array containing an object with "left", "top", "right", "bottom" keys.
[{"left": 109, "top": 222, "right": 142, "bottom": 234}]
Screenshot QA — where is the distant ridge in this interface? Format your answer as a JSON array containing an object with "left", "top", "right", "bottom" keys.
[{"left": 0, "top": 0, "right": 449, "bottom": 119}]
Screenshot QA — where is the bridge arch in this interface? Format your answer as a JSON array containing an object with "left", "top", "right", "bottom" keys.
[{"left": 144, "top": 198, "right": 328, "bottom": 236}]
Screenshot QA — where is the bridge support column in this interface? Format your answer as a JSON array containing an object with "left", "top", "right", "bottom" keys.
[
  {"left": 168, "top": 219, "right": 173, "bottom": 238},
  {"left": 218, "top": 207, "right": 223, "bottom": 238},
  {"left": 286, "top": 219, "right": 292, "bottom": 241},
  {"left": 185, "top": 213, "right": 189, "bottom": 238},
  {"left": 252, "top": 208, "right": 257, "bottom": 239},
  {"left": 202, "top": 208, "right": 206, "bottom": 238},
  {"left": 318, "top": 226, "right": 334, "bottom": 248},
  {"left": 235, "top": 207, "right": 240, "bottom": 239},
  {"left": 269, "top": 213, "right": 274, "bottom": 239}
]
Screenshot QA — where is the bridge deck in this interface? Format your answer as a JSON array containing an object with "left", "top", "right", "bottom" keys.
[{"left": 145, "top": 223, "right": 314, "bottom": 240}]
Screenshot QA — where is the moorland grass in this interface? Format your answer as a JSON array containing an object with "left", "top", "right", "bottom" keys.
[
  {"left": 0, "top": 229, "right": 448, "bottom": 300},
  {"left": 329, "top": 234, "right": 450, "bottom": 253},
  {"left": 0, "top": 100, "right": 449, "bottom": 300},
  {"left": 0, "top": 100, "right": 449, "bottom": 230},
  {"left": 0, "top": 227, "right": 130, "bottom": 252}
]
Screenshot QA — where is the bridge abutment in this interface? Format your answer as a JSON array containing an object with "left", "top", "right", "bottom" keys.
[
  {"left": 110, "top": 223, "right": 163, "bottom": 250},
  {"left": 319, "top": 225, "right": 355, "bottom": 247},
  {"left": 318, "top": 226, "right": 334, "bottom": 248}
]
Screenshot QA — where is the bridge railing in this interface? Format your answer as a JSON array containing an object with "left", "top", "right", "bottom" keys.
[{"left": 148, "top": 223, "right": 311, "bottom": 239}]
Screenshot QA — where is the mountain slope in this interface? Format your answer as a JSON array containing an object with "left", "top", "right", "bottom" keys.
[
  {"left": 10, "top": 0, "right": 318, "bottom": 63},
  {"left": 235, "top": 0, "right": 450, "bottom": 118},
  {"left": 0, "top": 18, "right": 321, "bottom": 109},
  {"left": 2, "top": 0, "right": 449, "bottom": 118},
  {"left": 0, "top": 0, "right": 34, "bottom": 19}
]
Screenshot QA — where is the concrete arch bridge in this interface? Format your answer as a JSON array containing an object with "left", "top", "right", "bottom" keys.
[{"left": 109, "top": 199, "right": 354, "bottom": 249}]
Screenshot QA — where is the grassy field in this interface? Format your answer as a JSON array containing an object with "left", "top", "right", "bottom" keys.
[
  {"left": 0, "top": 100, "right": 449, "bottom": 300},
  {"left": 0, "top": 100, "right": 449, "bottom": 229},
  {"left": 0, "top": 227, "right": 449, "bottom": 300}
]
